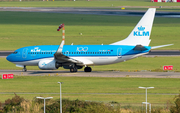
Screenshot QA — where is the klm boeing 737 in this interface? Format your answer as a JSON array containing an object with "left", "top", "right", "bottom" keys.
[{"left": 6, "top": 8, "right": 173, "bottom": 72}]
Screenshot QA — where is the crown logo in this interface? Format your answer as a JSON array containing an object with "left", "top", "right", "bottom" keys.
[{"left": 138, "top": 26, "right": 145, "bottom": 31}]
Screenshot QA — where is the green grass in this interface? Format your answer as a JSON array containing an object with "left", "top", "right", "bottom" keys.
[
  {"left": 0, "top": 11, "right": 179, "bottom": 50},
  {"left": 0, "top": 1, "right": 180, "bottom": 7},
  {"left": 0, "top": 76, "right": 179, "bottom": 104},
  {"left": 2, "top": 56, "right": 180, "bottom": 71}
]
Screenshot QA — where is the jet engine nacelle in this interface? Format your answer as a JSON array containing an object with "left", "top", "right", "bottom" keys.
[{"left": 38, "top": 59, "right": 59, "bottom": 70}]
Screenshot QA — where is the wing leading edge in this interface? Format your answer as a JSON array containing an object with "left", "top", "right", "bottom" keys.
[{"left": 54, "top": 40, "right": 83, "bottom": 64}]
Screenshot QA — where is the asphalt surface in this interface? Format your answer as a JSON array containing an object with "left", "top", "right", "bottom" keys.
[
  {"left": 0, "top": 7, "right": 180, "bottom": 17},
  {"left": 0, "top": 70, "right": 179, "bottom": 78}
]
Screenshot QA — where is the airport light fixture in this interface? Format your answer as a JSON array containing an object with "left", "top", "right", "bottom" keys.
[
  {"left": 36, "top": 97, "right": 53, "bottom": 113},
  {"left": 139, "top": 87, "right": 154, "bottom": 113},
  {"left": 58, "top": 82, "right": 63, "bottom": 113}
]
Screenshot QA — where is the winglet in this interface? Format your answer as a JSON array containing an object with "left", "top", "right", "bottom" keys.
[
  {"left": 56, "top": 40, "right": 65, "bottom": 53},
  {"left": 151, "top": 44, "right": 173, "bottom": 49},
  {"left": 56, "top": 24, "right": 65, "bottom": 53}
]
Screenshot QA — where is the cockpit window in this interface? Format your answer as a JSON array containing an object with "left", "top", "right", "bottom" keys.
[{"left": 13, "top": 51, "right": 18, "bottom": 54}]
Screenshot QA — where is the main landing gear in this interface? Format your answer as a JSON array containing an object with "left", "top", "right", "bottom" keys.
[
  {"left": 70, "top": 65, "right": 77, "bottom": 72},
  {"left": 69, "top": 65, "right": 92, "bottom": 73},
  {"left": 84, "top": 67, "right": 92, "bottom": 72},
  {"left": 22, "top": 65, "right": 27, "bottom": 72}
]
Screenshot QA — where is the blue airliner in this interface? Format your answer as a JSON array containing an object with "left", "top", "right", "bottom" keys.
[{"left": 6, "top": 8, "right": 173, "bottom": 72}]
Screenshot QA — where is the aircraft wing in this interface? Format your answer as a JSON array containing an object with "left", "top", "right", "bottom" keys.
[
  {"left": 54, "top": 52, "right": 80, "bottom": 63},
  {"left": 151, "top": 44, "right": 173, "bottom": 49},
  {"left": 54, "top": 40, "right": 83, "bottom": 64}
]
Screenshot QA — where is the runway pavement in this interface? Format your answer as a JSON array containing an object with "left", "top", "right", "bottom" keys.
[
  {"left": 0, "top": 7, "right": 180, "bottom": 17},
  {"left": 0, "top": 70, "right": 179, "bottom": 78}
]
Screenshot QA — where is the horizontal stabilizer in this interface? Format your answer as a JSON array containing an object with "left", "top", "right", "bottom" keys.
[
  {"left": 133, "top": 45, "right": 148, "bottom": 51},
  {"left": 151, "top": 44, "right": 173, "bottom": 49}
]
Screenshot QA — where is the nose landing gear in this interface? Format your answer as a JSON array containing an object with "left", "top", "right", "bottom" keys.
[{"left": 22, "top": 65, "right": 27, "bottom": 72}]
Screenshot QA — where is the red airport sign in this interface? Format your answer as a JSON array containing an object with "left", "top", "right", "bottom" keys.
[
  {"left": 163, "top": 65, "right": 173, "bottom": 71},
  {"left": 2, "top": 74, "right": 14, "bottom": 79}
]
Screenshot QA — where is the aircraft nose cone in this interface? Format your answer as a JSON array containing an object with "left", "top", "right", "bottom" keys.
[{"left": 6, "top": 55, "right": 12, "bottom": 62}]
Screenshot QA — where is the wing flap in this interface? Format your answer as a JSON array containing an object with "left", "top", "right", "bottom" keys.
[
  {"left": 54, "top": 52, "right": 83, "bottom": 64},
  {"left": 72, "top": 57, "right": 94, "bottom": 65}
]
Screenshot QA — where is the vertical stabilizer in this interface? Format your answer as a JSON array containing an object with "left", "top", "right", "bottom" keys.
[{"left": 110, "top": 8, "right": 156, "bottom": 46}]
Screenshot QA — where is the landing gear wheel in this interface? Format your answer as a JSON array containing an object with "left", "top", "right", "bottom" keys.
[
  {"left": 70, "top": 66, "right": 78, "bottom": 73},
  {"left": 22, "top": 66, "right": 27, "bottom": 72},
  {"left": 84, "top": 67, "right": 92, "bottom": 72}
]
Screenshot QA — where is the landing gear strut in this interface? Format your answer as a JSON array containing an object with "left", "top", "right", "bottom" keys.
[
  {"left": 22, "top": 65, "right": 27, "bottom": 72},
  {"left": 70, "top": 65, "right": 77, "bottom": 72},
  {"left": 84, "top": 67, "right": 92, "bottom": 72}
]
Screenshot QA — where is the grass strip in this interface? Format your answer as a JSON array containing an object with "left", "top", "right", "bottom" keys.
[
  {"left": 0, "top": 76, "right": 179, "bottom": 103},
  {"left": 0, "top": 12, "right": 179, "bottom": 50}
]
